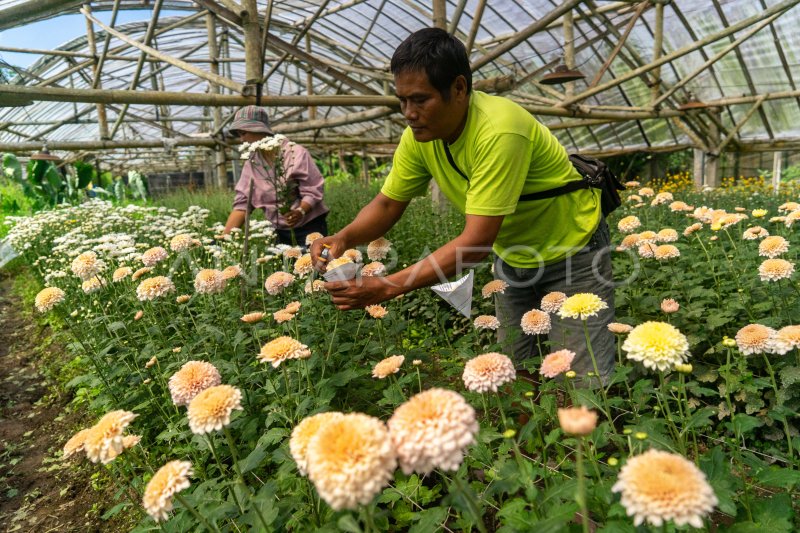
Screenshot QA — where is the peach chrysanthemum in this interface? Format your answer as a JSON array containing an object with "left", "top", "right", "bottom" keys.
[
  {"left": 540, "top": 291, "right": 567, "bottom": 313},
  {"left": 683, "top": 223, "right": 703, "bottom": 237},
  {"left": 637, "top": 231, "right": 658, "bottom": 244},
  {"left": 772, "top": 325, "right": 800, "bottom": 355},
  {"left": 168, "top": 361, "right": 222, "bottom": 406},
  {"left": 361, "top": 261, "right": 387, "bottom": 277},
  {"left": 82, "top": 277, "right": 105, "bottom": 294},
  {"left": 618, "top": 234, "right": 640, "bottom": 250},
  {"left": 611, "top": 449, "right": 717, "bottom": 528},
  {"left": 187, "top": 384, "right": 243, "bottom": 434},
  {"left": 241, "top": 311, "right": 265, "bottom": 323},
  {"left": 638, "top": 187, "right": 655, "bottom": 197},
  {"left": 481, "top": 279, "right": 508, "bottom": 298},
  {"left": 784, "top": 210, "right": 800, "bottom": 228},
  {"left": 778, "top": 201, "right": 800, "bottom": 213},
  {"left": 83, "top": 410, "right": 138, "bottom": 464},
  {"left": 372, "top": 355, "right": 405, "bottom": 378},
  {"left": 367, "top": 238, "right": 392, "bottom": 261},
  {"left": 608, "top": 322, "right": 634, "bottom": 334},
  {"left": 35, "top": 287, "right": 65, "bottom": 313},
  {"left": 112, "top": 267, "right": 132, "bottom": 282},
  {"left": 142, "top": 460, "right": 193, "bottom": 522},
  {"left": 758, "top": 258, "right": 794, "bottom": 281},
  {"left": 136, "top": 276, "right": 175, "bottom": 301},
  {"left": 71, "top": 251, "right": 103, "bottom": 280},
  {"left": 305, "top": 279, "right": 326, "bottom": 293},
  {"left": 651, "top": 192, "right": 673, "bottom": 206},
  {"left": 131, "top": 267, "right": 152, "bottom": 281},
  {"left": 342, "top": 248, "right": 363, "bottom": 263},
  {"left": 521, "top": 309, "right": 551, "bottom": 335},
  {"left": 194, "top": 268, "right": 226, "bottom": 294},
  {"left": 305, "top": 232, "right": 324, "bottom": 246},
  {"left": 669, "top": 201, "right": 693, "bottom": 212},
  {"left": 258, "top": 336, "right": 311, "bottom": 367},
  {"left": 290, "top": 412, "right": 344, "bottom": 476},
  {"left": 653, "top": 244, "right": 680, "bottom": 260},
  {"left": 141, "top": 246, "right": 168, "bottom": 267},
  {"left": 625, "top": 180, "right": 640, "bottom": 188},
  {"left": 273, "top": 309, "right": 295, "bottom": 323},
  {"left": 63, "top": 428, "right": 91, "bottom": 459},
  {"left": 558, "top": 293, "right": 608, "bottom": 320},
  {"left": 734, "top": 324, "right": 775, "bottom": 355},
  {"left": 660, "top": 298, "right": 679, "bottom": 313},
  {"left": 622, "top": 321, "right": 689, "bottom": 371},
  {"left": 306, "top": 413, "right": 396, "bottom": 511},
  {"left": 557, "top": 405, "right": 598, "bottom": 436},
  {"left": 283, "top": 247, "right": 303, "bottom": 259},
  {"left": 326, "top": 256, "right": 354, "bottom": 271},
  {"left": 264, "top": 271, "right": 295, "bottom": 295},
  {"left": 758, "top": 236, "right": 789, "bottom": 258},
  {"left": 388, "top": 388, "right": 478, "bottom": 475},
  {"left": 221, "top": 265, "right": 241, "bottom": 280},
  {"left": 462, "top": 353, "right": 516, "bottom": 393},
  {"left": 294, "top": 254, "right": 313, "bottom": 276},
  {"left": 742, "top": 226, "right": 768, "bottom": 240},
  {"left": 284, "top": 301, "right": 302, "bottom": 314},
  {"left": 628, "top": 194, "right": 643, "bottom": 203},
  {"left": 176, "top": 294, "right": 191, "bottom": 304},
  {"left": 540, "top": 349, "right": 575, "bottom": 378},
  {"left": 617, "top": 216, "right": 641, "bottom": 233},
  {"left": 366, "top": 304, "right": 388, "bottom": 319},
  {"left": 169, "top": 234, "right": 194, "bottom": 252},
  {"left": 637, "top": 243, "right": 657, "bottom": 259},
  {"left": 473, "top": 315, "right": 500, "bottom": 330},
  {"left": 656, "top": 229, "right": 678, "bottom": 242}
]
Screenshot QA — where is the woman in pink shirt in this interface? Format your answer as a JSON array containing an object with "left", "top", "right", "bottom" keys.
[{"left": 223, "top": 106, "right": 329, "bottom": 246}]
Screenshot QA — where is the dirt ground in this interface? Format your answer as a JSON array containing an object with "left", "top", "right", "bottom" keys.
[{"left": 0, "top": 272, "right": 133, "bottom": 532}]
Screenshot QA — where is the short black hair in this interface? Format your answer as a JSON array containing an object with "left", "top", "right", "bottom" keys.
[{"left": 391, "top": 28, "right": 472, "bottom": 99}]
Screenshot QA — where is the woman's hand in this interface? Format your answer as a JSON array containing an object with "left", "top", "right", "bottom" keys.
[{"left": 284, "top": 209, "right": 304, "bottom": 228}]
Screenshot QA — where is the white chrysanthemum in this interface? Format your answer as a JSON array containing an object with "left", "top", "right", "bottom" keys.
[
  {"left": 462, "top": 353, "right": 516, "bottom": 393},
  {"left": 187, "top": 385, "right": 243, "bottom": 434},
  {"left": 143, "top": 461, "right": 193, "bottom": 522},
  {"left": 622, "top": 321, "right": 689, "bottom": 371},
  {"left": 141, "top": 246, "right": 168, "bottom": 267},
  {"left": 772, "top": 325, "right": 800, "bottom": 355},
  {"left": 306, "top": 413, "right": 396, "bottom": 511},
  {"left": 758, "top": 236, "right": 789, "bottom": 258},
  {"left": 71, "top": 251, "right": 103, "bottom": 280},
  {"left": 734, "top": 324, "right": 776, "bottom": 355},
  {"left": 290, "top": 412, "right": 344, "bottom": 476},
  {"left": 136, "top": 276, "right": 176, "bottom": 301},
  {"left": 758, "top": 258, "right": 794, "bottom": 281},
  {"left": 618, "top": 216, "right": 641, "bottom": 233},
  {"left": 388, "top": 388, "right": 478, "bottom": 475},
  {"left": 35, "top": 287, "right": 65, "bottom": 313},
  {"left": 612, "top": 449, "right": 717, "bottom": 528},
  {"left": 473, "top": 315, "right": 500, "bottom": 331},
  {"left": 558, "top": 293, "right": 608, "bottom": 320},
  {"left": 367, "top": 238, "right": 392, "bottom": 260},
  {"left": 168, "top": 361, "right": 222, "bottom": 406},
  {"left": 264, "top": 271, "right": 295, "bottom": 295},
  {"left": 194, "top": 269, "right": 226, "bottom": 294},
  {"left": 372, "top": 355, "right": 405, "bottom": 378}
]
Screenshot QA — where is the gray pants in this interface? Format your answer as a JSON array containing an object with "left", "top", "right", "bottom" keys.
[{"left": 494, "top": 220, "right": 616, "bottom": 381}]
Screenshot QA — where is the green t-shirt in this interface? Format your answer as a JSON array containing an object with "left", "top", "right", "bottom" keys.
[{"left": 382, "top": 91, "right": 601, "bottom": 268}]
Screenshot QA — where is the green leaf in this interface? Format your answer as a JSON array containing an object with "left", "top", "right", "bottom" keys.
[
  {"left": 497, "top": 498, "right": 530, "bottom": 531},
  {"left": 238, "top": 442, "right": 268, "bottom": 474},
  {"left": 409, "top": 507, "right": 448, "bottom": 533},
  {"left": 101, "top": 502, "right": 130, "bottom": 520},
  {"left": 779, "top": 366, "right": 800, "bottom": 388},
  {"left": 755, "top": 467, "right": 800, "bottom": 490},
  {"left": 685, "top": 406, "right": 716, "bottom": 430},
  {"left": 336, "top": 514, "right": 363, "bottom": 533},
  {"left": 730, "top": 414, "right": 763, "bottom": 435},
  {"left": 74, "top": 160, "right": 95, "bottom": 189}
]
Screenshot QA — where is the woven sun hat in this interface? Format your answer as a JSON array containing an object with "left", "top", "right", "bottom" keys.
[{"left": 229, "top": 106, "right": 274, "bottom": 135}]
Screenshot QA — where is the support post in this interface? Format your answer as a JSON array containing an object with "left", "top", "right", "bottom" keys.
[
  {"left": 361, "top": 147, "right": 369, "bottom": 184},
  {"left": 241, "top": 0, "right": 262, "bottom": 91},
  {"left": 704, "top": 110, "right": 721, "bottom": 187},
  {"left": 693, "top": 149, "right": 704, "bottom": 190},
  {"left": 207, "top": 12, "right": 227, "bottom": 188},
  {"left": 83, "top": 4, "right": 109, "bottom": 139},
  {"left": 563, "top": 8, "right": 575, "bottom": 98},
  {"left": 773, "top": 151, "right": 783, "bottom": 192},
  {"left": 306, "top": 34, "right": 316, "bottom": 120},
  {"left": 651, "top": 1, "right": 664, "bottom": 103},
  {"left": 431, "top": 0, "right": 446, "bottom": 208}
]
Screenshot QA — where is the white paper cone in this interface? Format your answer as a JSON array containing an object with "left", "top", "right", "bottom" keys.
[
  {"left": 323, "top": 262, "right": 362, "bottom": 282},
  {"left": 431, "top": 270, "right": 474, "bottom": 318},
  {"left": 0, "top": 240, "right": 18, "bottom": 270}
]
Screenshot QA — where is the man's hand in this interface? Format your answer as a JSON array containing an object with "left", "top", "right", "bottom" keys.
[
  {"left": 325, "top": 276, "right": 400, "bottom": 310},
  {"left": 310, "top": 234, "right": 349, "bottom": 272}
]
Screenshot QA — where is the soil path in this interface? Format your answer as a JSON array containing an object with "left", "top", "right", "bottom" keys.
[{"left": 0, "top": 272, "right": 128, "bottom": 532}]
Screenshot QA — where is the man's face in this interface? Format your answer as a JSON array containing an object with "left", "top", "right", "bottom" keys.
[
  {"left": 236, "top": 131, "right": 267, "bottom": 144},
  {"left": 394, "top": 70, "right": 468, "bottom": 144}
]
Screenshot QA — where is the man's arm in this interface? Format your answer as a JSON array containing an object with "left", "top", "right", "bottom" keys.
[{"left": 325, "top": 213, "right": 504, "bottom": 309}]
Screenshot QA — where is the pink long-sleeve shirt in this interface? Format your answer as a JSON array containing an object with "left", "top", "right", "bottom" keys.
[{"left": 233, "top": 141, "right": 328, "bottom": 229}]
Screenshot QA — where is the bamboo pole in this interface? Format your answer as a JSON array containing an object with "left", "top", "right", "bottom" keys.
[
  {"left": 588, "top": 1, "right": 647, "bottom": 89},
  {"left": 713, "top": 96, "right": 766, "bottom": 154},
  {"left": 241, "top": 0, "right": 262, "bottom": 87},
  {"left": 464, "top": 0, "right": 486, "bottom": 54},
  {"left": 650, "top": 2, "right": 664, "bottom": 103},
  {"left": 261, "top": 0, "right": 332, "bottom": 83},
  {"left": 306, "top": 34, "right": 316, "bottom": 120},
  {"left": 448, "top": 0, "right": 468, "bottom": 35},
  {"left": 80, "top": 7, "right": 244, "bottom": 93},
  {"left": 562, "top": 7, "right": 575, "bottom": 99},
  {"left": 91, "top": 0, "right": 121, "bottom": 88},
  {"left": 83, "top": 4, "right": 109, "bottom": 140},
  {"left": 207, "top": 12, "right": 227, "bottom": 188}
]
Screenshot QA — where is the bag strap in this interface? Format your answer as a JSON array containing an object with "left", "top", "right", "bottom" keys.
[
  {"left": 442, "top": 141, "right": 469, "bottom": 182},
  {"left": 519, "top": 180, "right": 590, "bottom": 201}
]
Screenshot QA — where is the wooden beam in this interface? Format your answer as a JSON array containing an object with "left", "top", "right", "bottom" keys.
[
  {"left": 588, "top": 1, "right": 647, "bottom": 88},
  {"left": 83, "top": 4, "right": 109, "bottom": 140},
  {"left": 650, "top": 1, "right": 664, "bottom": 103},
  {"left": 207, "top": 12, "right": 227, "bottom": 187},
  {"left": 241, "top": 0, "right": 262, "bottom": 86},
  {"left": 464, "top": 0, "right": 487, "bottom": 54},
  {"left": 0, "top": 0, "right": 83, "bottom": 32},
  {"left": 713, "top": 96, "right": 766, "bottom": 154},
  {"left": 262, "top": 0, "right": 333, "bottom": 83}
]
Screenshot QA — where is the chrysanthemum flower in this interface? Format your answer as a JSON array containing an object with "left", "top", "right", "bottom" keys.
[
  {"left": 326, "top": 256, "right": 354, "bottom": 271},
  {"left": 388, "top": 388, "right": 478, "bottom": 475},
  {"left": 71, "top": 251, "right": 103, "bottom": 280},
  {"left": 751, "top": 208, "right": 768, "bottom": 218},
  {"left": 462, "top": 353, "right": 516, "bottom": 393},
  {"left": 742, "top": 226, "right": 768, "bottom": 240},
  {"left": 290, "top": 412, "right": 344, "bottom": 476},
  {"left": 557, "top": 406, "right": 598, "bottom": 436},
  {"left": 669, "top": 201, "right": 693, "bottom": 212},
  {"left": 481, "top": 279, "right": 508, "bottom": 298},
  {"left": 187, "top": 384, "right": 243, "bottom": 434},
  {"left": 608, "top": 322, "right": 634, "bottom": 334},
  {"left": 366, "top": 304, "right": 388, "bottom": 319},
  {"left": 638, "top": 187, "right": 655, "bottom": 197},
  {"left": 784, "top": 210, "right": 800, "bottom": 228},
  {"left": 734, "top": 324, "right": 775, "bottom": 355},
  {"left": 131, "top": 267, "right": 152, "bottom": 281},
  {"left": 221, "top": 265, "right": 241, "bottom": 280},
  {"left": 772, "top": 325, "right": 800, "bottom": 355},
  {"left": 83, "top": 410, "right": 138, "bottom": 464},
  {"left": 176, "top": 294, "right": 191, "bottom": 304},
  {"left": 654, "top": 244, "right": 680, "bottom": 260},
  {"left": 264, "top": 271, "right": 295, "bottom": 295},
  {"left": 758, "top": 236, "right": 789, "bottom": 258},
  {"left": 651, "top": 192, "right": 673, "bottom": 206},
  {"left": 540, "top": 291, "right": 567, "bottom": 313},
  {"left": 305, "top": 279, "right": 326, "bottom": 293},
  {"left": 284, "top": 301, "right": 302, "bottom": 314},
  {"left": 136, "top": 276, "right": 176, "bottom": 301},
  {"left": 683, "top": 223, "right": 703, "bottom": 237},
  {"left": 305, "top": 232, "right": 324, "bottom": 246},
  {"left": 637, "top": 243, "right": 657, "bottom": 259},
  {"left": 628, "top": 194, "right": 643, "bottom": 203},
  {"left": 656, "top": 229, "right": 678, "bottom": 242},
  {"left": 361, "top": 261, "right": 387, "bottom": 277},
  {"left": 82, "top": 277, "right": 105, "bottom": 294},
  {"left": 637, "top": 231, "right": 658, "bottom": 244},
  {"left": 258, "top": 336, "right": 311, "bottom": 367},
  {"left": 141, "top": 247, "right": 168, "bottom": 267},
  {"left": 145, "top": 356, "right": 157, "bottom": 369},
  {"left": 372, "top": 355, "right": 405, "bottom": 378},
  {"left": 112, "top": 267, "right": 132, "bottom": 282},
  {"left": 283, "top": 247, "right": 303, "bottom": 259},
  {"left": 617, "top": 216, "right": 641, "bottom": 233},
  {"left": 660, "top": 298, "right": 679, "bottom": 313},
  {"left": 273, "top": 309, "right": 295, "bottom": 323},
  {"left": 758, "top": 258, "right": 794, "bottom": 281},
  {"left": 779, "top": 201, "right": 799, "bottom": 213},
  {"left": 611, "top": 449, "right": 717, "bottom": 528},
  {"left": 619, "top": 234, "right": 640, "bottom": 250},
  {"left": 306, "top": 413, "right": 396, "bottom": 511},
  {"left": 241, "top": 311, "right": 265, "bottom": 323},
  {"left": 540, "top": 349, "right": 575, "bottom": 378},
  {"left": 294, "top": 254, "right": 313, "bottom": 276},
  {"left": 194, "top": 269, "right": 226, "bottom": 294},
  {"left": 169, "top": 234, "right": 194, "bottom": 252},
  {"left": 367, "top": 238, "right": 392, "bottom": 261},
  {"left": 622, "top": 321, "right": 689, "bottom": 371},
  {"left": 625, "top": 180, "right": 640, "bottom": 188},
  {"left": 63, "top": 428, "right": 91, "bottom": 459},
  {"left": 473, "top": 315, "right": 500, "bottom": 331},
  {"left": 342, "top": 248, "right": 363, "bottom": 263},
  {"left": 143, "top": 460, "right": 193, "bottom": 522},
  {"left": 35, "top": 287, "right": 65, "bottom": 313},
  {"left": 558, "top": 293, "right": 608, "bottom": 320},
  {"left": 521, "top": 309, "right": 551, "bottom": 334},
  {"left": 168, "top": 361, "right": 222, "bottom": 406}
]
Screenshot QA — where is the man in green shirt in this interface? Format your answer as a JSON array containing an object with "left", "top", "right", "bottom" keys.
[{"left": 311, "top": 28, "right": 615, "bottom": 380}]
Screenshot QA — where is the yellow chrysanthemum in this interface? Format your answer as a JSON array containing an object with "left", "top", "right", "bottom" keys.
[
  {"left": 622, "top": 321, "right": 689, "bottom": 371},
  {"left": 558, "top": 293, "right": 608, "bottom": 320}
]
